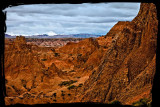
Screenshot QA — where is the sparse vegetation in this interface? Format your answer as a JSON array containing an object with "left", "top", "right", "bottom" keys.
[
  {"left": 21, "top": 79, "right": 27, "bottom": 88},
  {"left": 69, "top": 54, "right": 72, "bottom": 56},
  {"left": 53, "top": 99, "right": 57, "bottom": 102},
  {"left": 41, "top": 58, "right": 47, "bottom": 61},
  {"left": 54, "top": 53, "right": 60, "bottom": 57},
  {"left": 78, "top": 83, "right": 83, "bottom": 87},
  {"left": 67, "top": 85, "right": 76, "bottom": 90},
  {"left": 51, "top": 48, "right": 55, "bottom": 52},
  {"left": 69, "top": 70, "right": 75, "bottom": 72},
  {"left": 52, "top": 93, "right": 56, "bottom": 98},
  {"left": 41, "top": 76, "right": 44, "bottom": 82},
  {"left": 23, "top": 93, "right": 32, "bottom": 99},
  {"left": 59, "top": 80, "right": 77, "bottom": 87},
  {"left": 66, "top": 83, "right": 83, "bottom": 90},
  {"left": 76, "top": 76, "right": 81, "bottom": 79},
  {"left": 18, "top": 97, "right": 24, "bottom": 100},
  {"left": 61, "top": 90, "right": 65, "bottom": 100},
  {"left": 4, "top": 3, "right": 157, "bottom": 105},
  {"left": 132, "top": 98, "right": 151, "bottom": 107},
  {"left": 61, "top": 92, "right": 65, "bottom": 97},
  {"left": 51, "top": 92, "right": 57, "bottom": 102},
  {"left": 68, "top": 93, "right": 71, "bottom": 96},
  {"left": 103, "top": 46, "right": 107, "bottom": 49},
  {"left": 42, "top": 69, "right": 49, "bottom": 75},
  {"left": 77, "top": 53, "right": 82, "bottom": 57}
]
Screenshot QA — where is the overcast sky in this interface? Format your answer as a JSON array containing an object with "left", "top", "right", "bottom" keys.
[{"left": 4, "top": 3, "right": 140, "bottom": 36}]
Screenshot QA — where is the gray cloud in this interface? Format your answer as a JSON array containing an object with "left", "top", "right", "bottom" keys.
[{"left": 4, "top": 3, "right": 140, "bottom": 36}]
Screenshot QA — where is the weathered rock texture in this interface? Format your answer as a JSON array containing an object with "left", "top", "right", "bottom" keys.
[
  {"left": 4, "top": 3, "right": 158, "bottom": 106},
  {"left": 72, "top": 3, "right": 158, "bottom": 105}
]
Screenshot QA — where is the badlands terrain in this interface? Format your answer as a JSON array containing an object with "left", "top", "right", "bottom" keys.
[
  {"left": 6, "top": 38, "right": 84, "bottom": 48},
  {"left": 4, "top": 3, "right": 158, "bottom": 106}
]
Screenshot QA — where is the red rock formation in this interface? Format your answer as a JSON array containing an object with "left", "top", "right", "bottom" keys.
[
  {"left": 4, "top": 3, "right": 158, "bottom": 106},
  {"left": 5, "top": 36, "right": 61, "bottom": 97},
  {"left": 26, "top": 38, "right": 84, "bottom": 48},
  {"left": 72, "top": 3, "right": 158, "bottom": 105},
  {"left": 56, "top": 38, "right": 99, "bottom": 70}
]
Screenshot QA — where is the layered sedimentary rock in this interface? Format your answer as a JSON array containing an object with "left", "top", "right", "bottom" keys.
[
  {"left": 4, "top": 36, "right": 100, "bottom": 105},
  {"left": 5, "top": 36, "right": 64, "bottom": 104},
  {"left": 56, "top": 38, "right": 100, "bottom": 71},
  {"left": 72, "top": 3, "right": 158, "bottom": 105},
  {"left": 4, "top": 3, "right": 158, "bottom": 106}
]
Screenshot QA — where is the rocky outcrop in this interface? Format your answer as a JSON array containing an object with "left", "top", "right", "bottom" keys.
[
  {"left": 58, "top": 38, "right": 99, "bottom": 55},
  {"left": 72, "top": 3, "right": 158, "bottom": 105},
  {"left": 4, "top": 3, "right": 158, "bottom": 106},
  {"left": 5, "top": 36, "right": 61, "bottom": 98},
  {"left": 57, "top": 38, "right": 99, "bottom": 69},
  {"left": 26, "top": 38, "right": 84, "bottom": 48}
]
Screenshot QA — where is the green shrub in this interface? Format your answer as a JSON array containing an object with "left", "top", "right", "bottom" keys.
[
  {"left": 54, "top": 53, "right": 60, "bottom": 57},
  {"left": 61, "top": 92, "right": 65, "bottom": 97},
  {"left": 67, "top": 85, "right": 76, "bottom": 90},
  {"left": 21, "top": 79, "right": 27, "bottom": 88},
  {"left": 76, "top": 76, "right": 80, "bottom": 79},
  {"left": 68, "top": 93, "right": 71, "bottom": 96},
  {"left": 69, "top": 70, "right": 75, "bottom": 72},
  {"left": 51, "top": 48, "right": 55, "bottom": 52},
  {"left": 132, "top": 98, "right": 150, "bottom": 107},
  {"left": 69, "top": 54, "right": 72, "bottom": 56},
  {"left": 52, "top": 93, "right": 56, "bottom": 98},
  {"left": 41, "top": 59, "right": 47, "bottom": 61},
  {"left": 53, "top": 99, "right": 56, "bottom": 102},
  {"left": 61, "top": 90, "right": 65, "bottom": 100},
  {"left": 132, "top": 101, "right": 144, "bottom": 106},
  {"left": 77, "top": 53, "right": 82, "bottom": 57},
  {"left": 59, "top": 80, "right": 77, "bottom": 87},
  {"left": 78, "top": 83, "right": 83, "bottom": 87},
  {"left": 147, "top": 102, "right": 152, "bottom": 107}
]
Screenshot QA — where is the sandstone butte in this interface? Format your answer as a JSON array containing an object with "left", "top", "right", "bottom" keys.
[{"left": 4, "top": 3, "right": 158, "bottom": 106}]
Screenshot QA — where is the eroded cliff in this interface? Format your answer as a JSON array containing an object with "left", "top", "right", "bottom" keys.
[
  {"left": 4, "top": 3, "right": 158, "bottom": 106},
  {"left": 72, "top": 3, "right": 158, "bottom": 105}
]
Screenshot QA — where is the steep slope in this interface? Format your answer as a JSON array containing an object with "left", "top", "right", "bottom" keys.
[
  {"left": 72, "top": 3, "right": 158, "bottom": 105},
  {"left": 4, "top": 36, "right": 85, "bottom": 105},
  {"left": 57, "top": 38, "right": 99, "bottom": 55},
  {"left": 4, "top": 3, "right": 158, "bottom": 106},
  {"left": 55, "top": 38, "right": 99, "bottom": 71}
]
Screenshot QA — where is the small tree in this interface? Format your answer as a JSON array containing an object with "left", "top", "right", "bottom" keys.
[
  {"left": 41, "top": 58, "right": 47, "bottom": 61},
  {"left": 78, "top": 83, "right": 83, "bottom": 87},
  {"left": 53, "top": 93, "right": 56, "bottom": 98},
  {"left": 67, "top": 85, "right": 76, "bottom": 90},
  {"left": 68, "top": 93, "right": 71, "bottom": 96},
  {"left": 132, "top": 98, "right": 149, "bottom": 107},
  {"left": 52, "top": 92, "right": 57, "bottom": 101},
  {"left": 61, "top": 90, "right": 65, "bottom": 100},
  {"left": 54, "top": 53, "right": 60, "bottom": 57}
]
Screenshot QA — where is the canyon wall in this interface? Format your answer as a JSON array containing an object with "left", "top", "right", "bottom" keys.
[
  {"left": 4, "top": 3, "right": 158, "bottom": 106},
  {"left": 72, "top": 3, "right": 158, "bottom": 105}
]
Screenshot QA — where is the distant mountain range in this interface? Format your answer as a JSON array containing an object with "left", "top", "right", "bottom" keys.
[{"left": 5, "top": 33, "right": 101, "bottom": 38}]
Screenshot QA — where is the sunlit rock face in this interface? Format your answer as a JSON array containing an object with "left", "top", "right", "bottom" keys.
[
  {"left": 72, "top": 3, "right": 158, "bottom": 105},
  {"left": 4, "top": 3, "right": 158, "bottom": 106}
]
